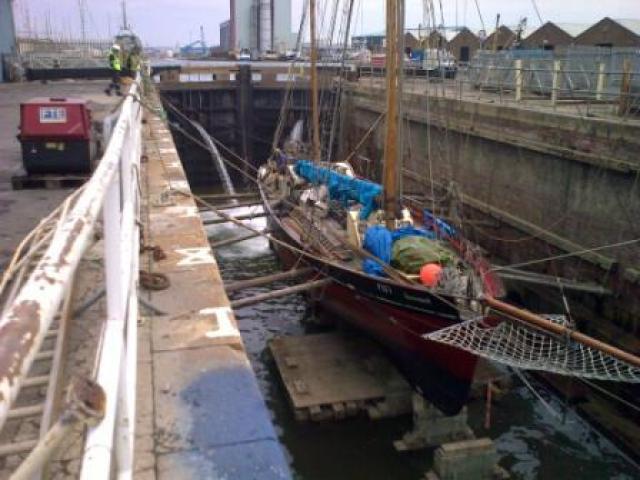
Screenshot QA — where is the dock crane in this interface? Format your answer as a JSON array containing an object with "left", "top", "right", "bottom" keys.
[{"left": 180, "top": 26, "right": 209, "bottom": 59}]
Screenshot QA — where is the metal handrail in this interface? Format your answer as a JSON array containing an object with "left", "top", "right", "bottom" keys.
[
  {"left": 80, "top": 77, "right": 142, "bottom": 480},
  {"left": 0, "top": 76, "right": 143, "bottom": 478}
]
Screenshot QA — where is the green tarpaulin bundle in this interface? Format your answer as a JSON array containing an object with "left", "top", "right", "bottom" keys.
[{"left": 391, "top": 236, "right": 455, "bottom": 274}]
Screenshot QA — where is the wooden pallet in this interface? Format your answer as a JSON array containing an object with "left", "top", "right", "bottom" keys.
[
  {"left": 269, "top": 333, "right": 413, "bottom": 422},
  {"left": 11, "top": 174, "right": 89, "bottom": 190}
]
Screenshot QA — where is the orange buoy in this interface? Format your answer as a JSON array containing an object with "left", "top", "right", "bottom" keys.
[{"left": 420, "top": 263, "right": 442, "bottom": 287}]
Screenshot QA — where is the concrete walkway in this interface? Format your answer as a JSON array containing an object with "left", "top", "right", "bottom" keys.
[{"left": 135, "top": 93, "right": 290, "bottom": 479}]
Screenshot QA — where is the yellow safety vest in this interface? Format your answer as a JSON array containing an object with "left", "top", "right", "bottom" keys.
[{"left": 109, "top": 52, "right": 122, "bottom": 72}]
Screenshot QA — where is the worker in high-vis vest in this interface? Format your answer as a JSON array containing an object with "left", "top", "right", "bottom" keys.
[
  {"left": 105, "top": 44, "right": 122, "bottom": 96},
  {"left": 125, "top": 50, "right": 141, "bottom": 78}
]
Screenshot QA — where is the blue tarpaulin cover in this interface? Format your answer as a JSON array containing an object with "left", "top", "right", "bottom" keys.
[
  {"left": 361, "top": 225, "right": 436, "bottom": 277},
  {"left": 362, "top": 225, "right": 392, "bottom": 276},
  {"left": 391, "top": 225, "right": 435, "bottom": 242},
  {"left": 294, "top": 160, "right": 383, "bottom": 220},
  {"left": 423, "top": 209, "right": 456, "bottom": 238}
]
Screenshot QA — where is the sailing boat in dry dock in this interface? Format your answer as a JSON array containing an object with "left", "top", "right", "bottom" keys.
[
  {"left": 257, "top": 0, "right": 502, "bottom": 415},
  {"left": 256, "top": 0, "right": 640, "bottom": 416}
]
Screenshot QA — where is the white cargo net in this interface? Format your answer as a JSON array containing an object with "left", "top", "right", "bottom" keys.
[{"left": 424, "top": 315, "right": 640, "bottom": 382}]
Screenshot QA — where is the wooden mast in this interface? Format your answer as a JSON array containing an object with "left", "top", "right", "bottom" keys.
[
  {"left": 309, "top": 0, "right": 321, "bottom": 163},
  {"left": 383, "top": 0, "right": 400, "bottom": 228}
]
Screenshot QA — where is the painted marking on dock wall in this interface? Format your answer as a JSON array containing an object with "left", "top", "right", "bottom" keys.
[
  {"left": 170, "top": 180, "right": 190, "bottom": 191},
  {"left": 175, "top": 247, "right": 216, "bottom": 267},
  {"left": 150, "top": 205, "right": 199, "bottom": 219},
  {"left": 164, "top": 160, "right": 182, "bottom": 169},
  {"left": 201, "top": 306, "right": 240, "bottom": 340}
]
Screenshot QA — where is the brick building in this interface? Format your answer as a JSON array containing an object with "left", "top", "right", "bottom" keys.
[
  {"left": 483, "top": 25, "right": 516, "bottom": 51},
  {"left": 448, "top": 28, "right": 480, "bottom": 61},
  {"left": 404, "top": 32, "right": 419, "bottom": 50},
  {"left": 574, "top": 18, "right": 640, "bottom": 48},
  {"left": 521, "top": 22, "right": 574, "bottom": 50}
]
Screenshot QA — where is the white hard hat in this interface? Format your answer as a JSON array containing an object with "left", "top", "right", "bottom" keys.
[{"left": 112, "top": 44, "right": 121, "bottom": 50}]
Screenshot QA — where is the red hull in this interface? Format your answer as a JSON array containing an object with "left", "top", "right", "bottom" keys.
[{"left": 271, "top": 228, "right": 479, "bottom": 414}]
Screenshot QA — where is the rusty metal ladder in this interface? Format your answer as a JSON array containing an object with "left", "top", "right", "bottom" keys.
[{"left": 0, "top": 205, "right": 76, "bottom": 472}]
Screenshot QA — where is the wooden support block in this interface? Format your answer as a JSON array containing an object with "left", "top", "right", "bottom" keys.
[
  {"left": 309, "top": 405, "right": 323, "bottom": 422},
  {"left": 331, "top": 403, "right": 346, "bottom": 420},
  {"left": 294, "top": 408, "right": 309, "bottom": 422},
  {"left": 345, "top": 401, "right": 358, "bottom": 416},
  {"left": 270, "top": 333, "right": 414, "bottom": 423},
  {"left": 11, "top": 174, "right": 88, "bottom": 191}
]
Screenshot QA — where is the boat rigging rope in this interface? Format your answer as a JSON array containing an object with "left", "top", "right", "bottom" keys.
[
  {"left": 342, "top": 111, "right": 386, "bottom": 164},
  {"left": 489, "top": 237, "right": 640, "bottom": 272},
  {"left": 513, "top": 368, "right": 563, "bottom": 419}
]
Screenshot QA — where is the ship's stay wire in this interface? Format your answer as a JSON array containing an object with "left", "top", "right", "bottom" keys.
[{"left": 489, "top": 238, "right": 640, "bottom": 272}]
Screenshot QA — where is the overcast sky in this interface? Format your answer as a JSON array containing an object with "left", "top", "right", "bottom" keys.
[{"left": 12, "top": 0, "right": 640, "bottom": 47}]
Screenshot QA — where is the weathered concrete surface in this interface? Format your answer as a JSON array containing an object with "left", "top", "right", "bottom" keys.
[{"left": 137, "top": 94, "right": 290, "bottom": 479}]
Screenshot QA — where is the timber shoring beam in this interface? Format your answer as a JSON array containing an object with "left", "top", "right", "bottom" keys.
[
  {"left": 198, "top": 192, "right": 260, "bottom": 201},
  {"left": 497, "top": 267, "right": 612, "bottom": 295},
  {"left": 202, "top": 211, "right": 268, "bottom": 225},
  {"left": 230, "top": 279, "right": 331, "bottom": 309},
  {"left": 198, "top": 199, "right": 264, "bottom": 211},
  {"left": 209, "top": 230, "right": 268, "bottom": 247},
  {"left": 225, "top": 268, "right": 315, "bottom": 294}
]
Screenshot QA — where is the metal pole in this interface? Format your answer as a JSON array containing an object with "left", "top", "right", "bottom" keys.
[
  {"left": 618, "top": 59, "right": 631, "bottom": 117},
  {"left": 81, "top": 80, "right": 142, "bottom": 480},
  {"left": 309, "top": 0, "right": 321, "bottom": 163},
  {"left": 514, "top": 59, "right": 523, "bottom": 102},
  {"left": 80, "top": 169, "right": 124, "bottom": 480},
  {"left": 595, "top": 62, "right": 605, "bottom": 101},
  {"left": 115, "top": 105, "right": 140, "bottom": 480},
  {"left": 551, "top": 60, "right": 561, "bottom": 106}
]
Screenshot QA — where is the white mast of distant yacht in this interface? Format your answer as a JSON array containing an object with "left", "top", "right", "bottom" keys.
[{"left": 309, "top": 0, "right": 321, "bottom": 163}]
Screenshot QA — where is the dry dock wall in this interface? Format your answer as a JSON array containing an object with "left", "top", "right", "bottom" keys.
[
  {"left": 343, "top": 85, "right": 640, "bottom": 337},
  {"left": 136, "top": 91, "right": 291, "bottom": 479}
]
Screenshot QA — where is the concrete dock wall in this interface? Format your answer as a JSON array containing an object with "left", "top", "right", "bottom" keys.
[{"left": 136, "top": 90, "right": 291, "bottom": 479}]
